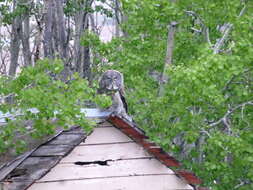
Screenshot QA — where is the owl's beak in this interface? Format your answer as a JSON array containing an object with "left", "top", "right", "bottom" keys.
[
  {"left": 112, "top": 83, "right": 118, "bottom": 90},
  {"left": 107, "top": 82, "right": 118, "bottom": 91}
]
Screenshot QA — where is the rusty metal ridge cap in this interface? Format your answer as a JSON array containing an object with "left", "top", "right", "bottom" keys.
[{"left": 107, "top": 115, "right": 207, "bottom": 189}]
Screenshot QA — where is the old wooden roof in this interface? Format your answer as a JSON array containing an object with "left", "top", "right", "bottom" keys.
[
  {"left": 0, "top": 114, "right": 208, "bottom": 190},
  {"left": 0, "top": 126, "right": 87, "bottom": 190}
]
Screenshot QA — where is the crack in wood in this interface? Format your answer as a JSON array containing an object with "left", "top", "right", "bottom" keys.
[
  {"left": 79, "top": 141, "right": 134, "bottom": 146},
  {"left": 61, "top": 156, "right": 155, "bottom": 165},
  {"left": 35, "top": 173, "right": 175, "bottom": 184},
  {"left": 73, "top": 156, "right": 156, "bottom": 167},
  {"left": 6, "top": 169, "right": 28, "bottom": 179},
  {"left": 74, "top": 160, "right": 112, "bottom": 166}
]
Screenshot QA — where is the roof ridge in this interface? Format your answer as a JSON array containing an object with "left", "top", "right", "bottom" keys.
[{"left": 107, "top": 115, "right": 210, "bottom": 190}]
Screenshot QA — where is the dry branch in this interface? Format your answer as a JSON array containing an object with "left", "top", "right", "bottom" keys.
[
  {"left": 209, "top": 100, "right": 253, "bottom": 127},
  {"left": 185, "top": 10, "right": 212, "bottom": 47},
  {"left": 157, "top": 21, "right": 177, "bottom": 97},
  {"left": 213, "top": 5, "right": 246, "bottom": 54}
]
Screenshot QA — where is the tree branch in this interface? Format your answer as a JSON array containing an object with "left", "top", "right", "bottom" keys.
[
  {"left": 213, "top": 5, "right": 246, "bottom": 54},
  {"left": 213, "top": 23, "right": 233, "bottom": 54},
  {"left": 185, "top": 10, "right": 213, "bottom": 47},
  {"left": 0, "top": 80, "right": 39, "bottom": 102},
  {"left": 209, "top": 100, "right": 253, "bottom": 127},
  {"left": 157, "top": 21, "right": 178, "bottom": 97},
  {"left": 222, "top": 68, "right": 252, "bottom": 92},
  {"left": 235, "top": 180, "right": 252, "bottom": 189}
]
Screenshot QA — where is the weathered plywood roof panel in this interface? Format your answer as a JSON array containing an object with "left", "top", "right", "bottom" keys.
[
  {"left": 31, "top": 145, "right": 74, "bottom": 157},
  {"left": 27, "top": 123, "right": 194, "bottom": 190},
  {"left": 6, "top": 157, "right": 60, "bottom": 181},
  {"left": 1, "top": 157, "right": 60, "bottom": 190},
  {"left": 0, "top": 127, "right": 87, "bottom": 190},
  {"left": 47, "top": 133, "right": 85, "bottom": 145}
]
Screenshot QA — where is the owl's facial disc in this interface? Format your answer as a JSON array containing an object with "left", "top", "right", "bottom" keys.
[{"left": 100, "top": 70, "right": 123, "bottom": 94}]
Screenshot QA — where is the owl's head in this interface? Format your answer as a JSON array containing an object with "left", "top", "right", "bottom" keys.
[{"left": 99, "top": 70, "right": 124, "bottom": 94}]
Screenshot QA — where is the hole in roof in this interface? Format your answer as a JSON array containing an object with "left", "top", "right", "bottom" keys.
[
  {"left": 7, "top": 168, "right": 27, "bottom": 179},
  {"left": 74, "top": 160, "right": 111, "bottom": 166}
]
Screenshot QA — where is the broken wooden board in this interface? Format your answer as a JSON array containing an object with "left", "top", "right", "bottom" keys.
[
  {"left": 5, "top": 157, "right": 59, "bottom": 181},
  {"left": 0, "top": 151, "right": 32, "bottom": 181},
  {"left": 1, "top": 157, "right": 60, "bottom": 190},
  {"left": 1, "top": 127, "right": 87, "bottom": 190}
]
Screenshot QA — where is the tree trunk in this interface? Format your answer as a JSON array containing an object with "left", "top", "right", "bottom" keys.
[
  {"left": 52, "top": 2, "right": 59, "bottom": 57},
  {"left": 73, "top": 0, "right": 93, "bottom": 73},
  {"left": 9, "top": 0, "right": 22, "bottom": 75},
  {"left": 43, "top": 0, "right": 54, "bottom": 58},
  {"left": 54, "top": 0, "right": 68, "bottom": 60},
  {"left": 21, "top": 9, "right": 31, "bottom": 66},
  {"left": 34, "top": 15, "right": 43, "bottom": 64},
  {"left": 82, "top": 21, "right": 91, "bottom": 80},
  {"left": 74, "top": 10, "right": 85, "bottom": 73},
  {"left": 114, "top": 0, "right": 120, "bottom": 37},
  {"left": 157, "top": 21, "right": 177, "bottom": 96},
  {"left": 89, "top": 14, "right": 98, "bottom": 34}
]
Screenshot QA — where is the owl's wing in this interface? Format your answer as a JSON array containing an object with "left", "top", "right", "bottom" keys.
[{"left": 119, "top": 89, "right": 128, "bottom": 113}]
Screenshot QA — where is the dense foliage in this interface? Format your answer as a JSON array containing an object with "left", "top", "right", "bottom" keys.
[
  {"left": 0, "top": 59, "right": 111, "bottom": 154},
  {"left": 85, "top": 0, "right": 253, "bottom": 189}
]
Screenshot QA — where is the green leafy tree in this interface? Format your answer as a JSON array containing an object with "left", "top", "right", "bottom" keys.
[
  {"left": 84, "top": 0, "right": 253, "bottom": 189},
  {"left": 0, "top": 59, "right": 111, "bottom": 154}
]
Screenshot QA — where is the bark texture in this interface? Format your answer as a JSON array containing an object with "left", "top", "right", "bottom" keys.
[{"left": 9, "top": 4, "right": 22, "bottom": 76}]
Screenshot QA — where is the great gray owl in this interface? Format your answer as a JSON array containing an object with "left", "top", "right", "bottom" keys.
[{"left": 98, "top": 70, "right": 132, "bottom": 121}]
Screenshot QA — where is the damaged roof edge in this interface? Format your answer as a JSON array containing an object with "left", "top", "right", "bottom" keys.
[
  {"left": 0, "top": 108, "right": 109, "bottom": 180},
  {"left": 107, "top": 115, "right": 211, "bottom": 190},
  {"left": 0, "top": 130, "right": 65, "bottom": 181},
  {"left": 0, "top": 127, "right": 87, "bottom": 190}
]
